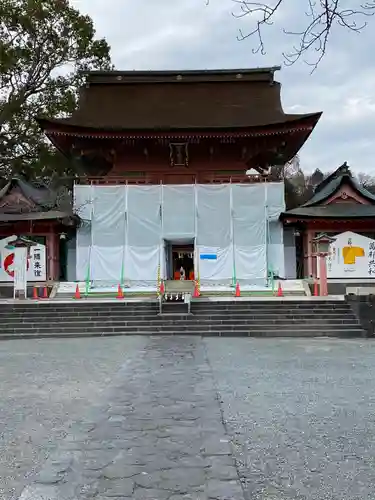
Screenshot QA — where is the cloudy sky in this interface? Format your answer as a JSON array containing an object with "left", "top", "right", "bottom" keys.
[{"left": 71, "top": 0, "right": 375, "bottom": 175}]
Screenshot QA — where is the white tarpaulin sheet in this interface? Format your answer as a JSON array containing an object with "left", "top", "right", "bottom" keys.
[{"left": 74, "top": 183, "right": 285, "bottom": 285}]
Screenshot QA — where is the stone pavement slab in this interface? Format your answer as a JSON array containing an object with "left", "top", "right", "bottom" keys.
[
  {"left": 18, "top": 336, "right": 245, "bottom": 500},
  {"left": 0, "top": 337, "right": 145, "bottom": 500},
  {"left": 9, "top": 336, "right": 375, "bottom": 500}
]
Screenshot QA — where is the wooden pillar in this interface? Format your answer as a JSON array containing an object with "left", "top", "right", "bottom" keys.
[
  {"left": 46, "top": 230, "right": 59, "bottom": 281},
  {"left": 306, "top": 228, "right": 315, "bottom": 278},
  {"left": 303, "top": 231, "right": 308, "bottom": 277},
  {"left": 303, "top": 228, "right": 314, "bottom": 278},
  {"left": 319, "top": 253, "right": 328, "bottom": 296}
]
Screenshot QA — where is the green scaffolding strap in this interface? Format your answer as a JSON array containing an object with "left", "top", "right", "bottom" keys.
[
  {"left": 120, "top": 259, "right": 125, "bottom": 287},
  {"left": 231, "top": 258, "right": 237, "bottom": 288},
  {"left": 267, "top": 267, "right": 275, "bottom": 292}
]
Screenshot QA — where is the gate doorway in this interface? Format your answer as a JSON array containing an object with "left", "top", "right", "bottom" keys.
[{"left": 164, "top": 240, "right": 194, "bottom": 281}]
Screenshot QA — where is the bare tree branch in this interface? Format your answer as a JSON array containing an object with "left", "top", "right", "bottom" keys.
[
  {"left": 207, "top": 0, "right": 375, "bottom": 70},
  {"left": 233, "top": 0, "right": 283, "bottom": 56}
]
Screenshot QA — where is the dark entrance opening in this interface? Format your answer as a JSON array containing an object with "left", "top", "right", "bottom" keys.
[
  {"left": 59, "top": 237, "right": 68, "bottom": 281},
  {"left": 165, "top": 240, "right": 194, "bottom": 281}
]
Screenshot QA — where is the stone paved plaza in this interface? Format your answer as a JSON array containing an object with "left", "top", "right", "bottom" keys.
[{"left": 1, "top": 337, "right": 375, "bottom": 499}]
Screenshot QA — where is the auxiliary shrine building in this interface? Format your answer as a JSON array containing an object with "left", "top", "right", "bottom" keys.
[
  {"left": 281, "top": 162, "right": 375, "bottom": 281},
  {"left": 35, "top": 67, "right": 321, "bottom": 287}
]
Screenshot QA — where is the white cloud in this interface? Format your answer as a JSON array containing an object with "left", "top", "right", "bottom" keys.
[
  {"left": 69, "top": 0, "right": 375, "bottom": 175},
  {"left": 340, "top": 96, "right": 375, "bottom": 123}
]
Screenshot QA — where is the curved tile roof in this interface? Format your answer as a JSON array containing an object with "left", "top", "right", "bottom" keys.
[{"left": 37, "top": 67, "right": 321, "bottom": 132}]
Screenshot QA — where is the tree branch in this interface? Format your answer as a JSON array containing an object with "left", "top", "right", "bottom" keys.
[
  {"left": 233, "top": 0, "right": 283, "bottom": 56},
  {"left": 210, "top": 0, "right": 375, "bottom": 69}
]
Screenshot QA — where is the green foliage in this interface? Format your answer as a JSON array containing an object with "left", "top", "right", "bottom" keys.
[{"left": 0, "top": 0, "right": 113, "bottom": 181}]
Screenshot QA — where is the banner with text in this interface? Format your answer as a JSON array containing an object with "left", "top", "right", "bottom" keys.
[
  {"left": 327, "top": 231, "right": 375, "bottom": 279},
  {"left": 0, "top": 236, "right": 46, "bottom": 282}
]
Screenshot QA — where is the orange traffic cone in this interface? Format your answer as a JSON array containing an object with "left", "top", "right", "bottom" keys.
[
  {"left": 74, "top": 284, "right": 81, "bottom": 300},
  {"left": 235, "top": 281, "right": 241, "bottom": 297},
  {"left": 42, "top": 286, "right": 48, "bottom": 299},
  {"left": 277, "top": 281, "right": 283, "bottom": 297},
  {"left": 313, "top": 278, "right": 319, "bottom": 296},
  {"left": 160, "top": 280, "right": 165, "bottom": 295},
  {"left": 193, "top": 282, "right": 200, "bottom": 298},
  {"left": 117, "top": 284, "right": 124, "bottom": 299},
  {"left": 33, "top": 286, "right": 38, "bottom": 300}
]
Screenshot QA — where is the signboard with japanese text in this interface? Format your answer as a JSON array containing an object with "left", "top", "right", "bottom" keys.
[
  {"left": 326, "top": 231, "right": 375, "bottom": 279},
  {"left": 0, "top": 235, "right": 46, "bottom": 282},
  {"left": 13, "top": 247, "right": 27, "bottom": 296}
]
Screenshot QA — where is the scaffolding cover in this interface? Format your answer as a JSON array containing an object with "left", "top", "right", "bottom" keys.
[{"left": 74, "top": 183, "right": 285, "bottom": 285}]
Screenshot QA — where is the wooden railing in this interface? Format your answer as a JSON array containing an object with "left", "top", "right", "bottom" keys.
[{"left": 76, "top": 174, "right": 264, "bottom": 185}]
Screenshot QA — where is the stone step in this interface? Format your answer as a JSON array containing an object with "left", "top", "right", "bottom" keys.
[
  {"left": 0, "top": 298, "right": 364, "bottom": 339},
  {"left": 0, "top": 306, "right": 351, "bottom": 318},
  {"left": 0, "top": 315, "right": 357, "bottom": 328},
  {"left": 0, "top": 320, "right": 362, "bottom": 335},
  {"left": 0, "top": 299, "right": 344, "bottom": 307},
  {"left": 0, "top": 315, "right": 354, "bottom": 327},
  {"left": 0, "top": 310, "right": 354, "bottom": 321},
  {"left": 0, "top": 310, "right": 159, "bottom": 319},
  {"left": 191, "top": 304, "right": 351, "bottom": 311},
  {"left": 198, "top": 305, "right": 352, "bottom": 312},
  {"left": 0, "top": 307, "right": 352, "bottom": 318},
  {"left": 0, "top": 316, "right": 359, "bottom": 327},
  {"left": 0, "top": 303, "right": 351, "bottom": 316},
  {"left": 0, "top": 310, "right": 357, "bottom": 322},
  {"left": 0, "top": 328, "right": 365, "bottom": 340},
  {"left": 0, "top": 310, "right": 158, "bottom": 317},
  {"left": 190, "top": 312, "right": 358, "bottom": 320},
  {"left": 0, "top": 304, "right": 156, "bottom": 310}
]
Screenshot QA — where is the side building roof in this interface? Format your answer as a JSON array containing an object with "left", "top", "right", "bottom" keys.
[
  {"left": 0, "top": 178, "right": 77, "bottom": 223},
  {"left": 303, "top": 162, "right": 375, "bottom": 207},
  {"left": 280, "top": 204, "right": 375, "bottom": 220},
  {"left": 280, "top": 162, "right": 375, "bottom": 221}
]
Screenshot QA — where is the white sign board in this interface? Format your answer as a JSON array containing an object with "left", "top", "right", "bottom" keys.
[
  {"left": 13, "top": 247, "right": 27, "bottom": 297},
  {"left": 0, "top": 235, "right": 46, "bottom": 282},
  {"left": 13, "top": 247, "right": 27, "bottom": 288},
  {"left": 327, "top": 231, "right": 375, "bottom": 279}
]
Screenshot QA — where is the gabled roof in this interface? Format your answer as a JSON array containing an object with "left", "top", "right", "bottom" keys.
[
  {"left": 303, "top": 162, "right": 375, "bottom": 207},
  {"left": 0, "top": 178, "right": 57, "bottom": 210},
  {"left": 0, "top": 178, "right": 76, "bottom": 223},
  {"left": 281, "top": 162, "right": 375, "bottom": 222}
]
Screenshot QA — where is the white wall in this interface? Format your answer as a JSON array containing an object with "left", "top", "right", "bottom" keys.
[{"left": 283, "top": 228, "right": 297, "bottom": 279}]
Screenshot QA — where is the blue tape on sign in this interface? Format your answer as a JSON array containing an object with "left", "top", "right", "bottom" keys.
[{"left": 200, "top": 254, "right": 217, "bottom": 260}]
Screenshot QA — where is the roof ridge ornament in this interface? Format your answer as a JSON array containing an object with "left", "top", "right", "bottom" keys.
[{"left": 339, "top": 161, "right": 351, "bottom": 176}]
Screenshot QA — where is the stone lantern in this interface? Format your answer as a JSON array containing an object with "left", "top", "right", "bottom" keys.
[{"left": 312, "top": 233, "right": 336, "bottom": 296}]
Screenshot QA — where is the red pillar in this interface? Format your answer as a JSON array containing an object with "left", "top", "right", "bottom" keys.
[
  {"left": 307, "top": 229, "right": 314, "bottom": 278},
  {"left": 46, "top": 231, "right": 59, "bottom": 281},
  {"left": 319, "top": 253, "right": 328, "bottom": 296}
]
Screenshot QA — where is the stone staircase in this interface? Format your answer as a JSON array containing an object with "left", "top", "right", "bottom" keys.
[{"left": 0, "top": 299, "right": 365, "bottom": 339}]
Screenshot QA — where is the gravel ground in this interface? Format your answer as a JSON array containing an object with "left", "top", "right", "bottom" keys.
[
  {"left": 207, "top": 338, "right": 375, "bottom": 499},
  {"left": 0, "top": 337, "right": 146, "bottom": 500},
  {"left": 1, "top": 337, "right": 375, "bottom": 499}
]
